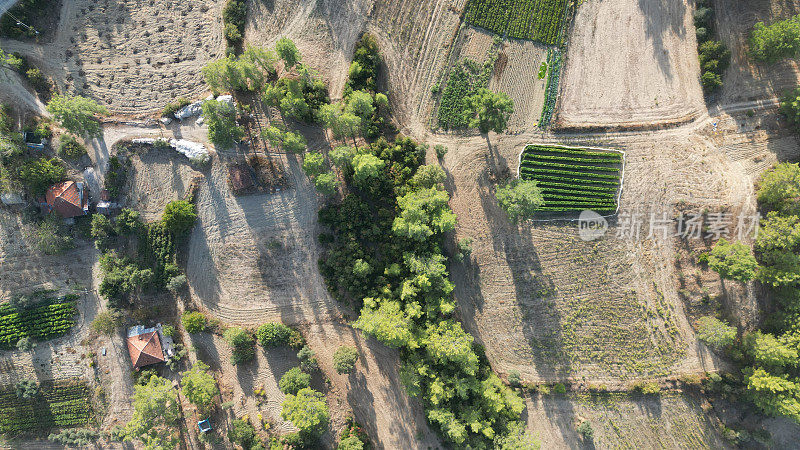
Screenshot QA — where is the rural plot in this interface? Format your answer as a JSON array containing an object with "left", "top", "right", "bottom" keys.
[
  {"left": 464, "top": 0, "right": 569, "bottom": 45},
  {"left": 518, "top": 144, "right": 624, "bottom": 215}
]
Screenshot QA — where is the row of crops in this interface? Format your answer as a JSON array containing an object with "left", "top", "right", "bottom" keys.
[
  {"left": 437, "top": 58, "right": 494, "bottom": 130},
  {"left": 539, "top": 48, "right": 562, "bottom": 128},
  {"left": 0, "top": 295, "right": 79, "bottom": 349},
  {"left": 519, "top": 145, "right": 623, "bottom": 213},
  {"left": 0, "top": 380, "right": 92, "bottom": 435},
  {"left": 464, "top": 0, "right": 568, "bottom": 45},
  {"left": 142, "top": 222, "right": 176, "bottom": 287}
]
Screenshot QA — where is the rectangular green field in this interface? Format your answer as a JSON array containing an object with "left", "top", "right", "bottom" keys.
[
  {"left": 0, "top": 380, "right": 93, "bottom": 435},
  {"left": 464, "top": 0, "right": 569, "bottom": 45},
  {"left": 519, "top": 144, "right": 624, "bottom": 214}
]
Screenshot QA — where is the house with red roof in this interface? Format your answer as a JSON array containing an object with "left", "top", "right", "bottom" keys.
[
  {"left": 126, "top": 324, "right": 175, "bottom": 370},
  {"left": 41, "top": 180, "right": 88, "bottom": 218}
]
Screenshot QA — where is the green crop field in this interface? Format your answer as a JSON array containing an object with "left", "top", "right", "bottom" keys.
[
  {"left": 0, "top": 295, "right": 79, "bottom": 349},
  {"left": 0, "top": 380, "right": 93, "bottom": 435},
  {"left": 464, "top": 0, "right": 568, "bottom": 45},
  {"left": 519, "top": 144, "right": 623, "bottom": 213}
]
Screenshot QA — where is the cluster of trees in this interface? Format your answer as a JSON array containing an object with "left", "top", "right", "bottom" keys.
[
  {"left": 222, "top": 0, "right": 247, "bottom": 53},
  {"left": 750, "top": 13, "right": 800, "bottom": 63},
  {"left": 700, "top": 162, "right": 800, "bottom": 424},
  {"left": 314, "top": 37, "right": 532, "bottom": 448},
  {"left": 694, "top": 0, "right": 729, "bottom": 94}
]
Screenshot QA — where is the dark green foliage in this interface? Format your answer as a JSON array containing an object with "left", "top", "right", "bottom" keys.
[
  {"left": 694, "top": 7, "right": 713, "bottom": 29},
  {"left": 161, "top": 200, "right": 197, "bottom": 236},
  {"left": 58, "top": 134, "right": 87, "bottom": 159},
  {"left": 223, "top": 327, "right": 256, "bottom": 365},
  {"left": 576, "top": 421, "right": 594, "bottom": 441},
  {"left": 539, "top": 48, "right": 562, "bottom": 128},
  {"left": 202, "top": 99, "right": 244, "bottom": 149},
  {"left": 15, "top": 380, "right": 39, "bottom": 399},
  {"left": 464, "top": 0, "right": 568, "bottom": 45},
  {"left": 31, "top": 215, "right": 74, "bottom": 255},
  {"left": 98, "top": 251, "right": 154, "bottom": 308},
  {"left": 437, "top": 58, "right": 494, "bottom": 130},
  {"left": 141, "top": 222, "right": 177, "bottom": 287},
  {"left": 222, "top": 0, "right": 247, "bottom": 52},
  {"left": 228, "top": 418, "right": 257, "bottom": 449},
  {"left": 344, "top": 34, "right": 381, "bottom": 96},
  {"left": 17, "top": 157, "right": 65, "bottom": 196},
  {"left": 780, "top": 89, "right": 800, "bottom": 133},
  {"left": 750, "top": 15, "right": 800, "bottom": 63},
  {"left": 256, "top": 322, "right": 293, "bottom": 347},
  {"left": 48, "top": 428, "right": 99, "bottom": 446},
  {"left": 0, "top": 0, "right": 56, "bottom": 38},
  {"left": 297, "top": 345, "right": 319, "bottom": 372},
  {"left": 105, "top": 156, "right": 127, "bottom": 199},
  {"left": 161, "top": 98, "right": 190, "bottom": 118},
  {"left": 279, "top": 367, "right": 311, "bottom": 394},
  {"left": 116, "top": 208, "right": 142, "bottom": 235}
]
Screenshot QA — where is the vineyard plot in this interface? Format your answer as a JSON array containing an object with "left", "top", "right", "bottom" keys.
[
  {"left": 0, "top": 295, "right": 79, "bottom": 349},
  {"left": 518, "top": 144, "right": 624, "bottom": 214},
  {"left": 0, "top": 380, "right": 93, "bottom": 435},
  {"left": 464, "top": 0, "right": 569, "bottom": 45}
]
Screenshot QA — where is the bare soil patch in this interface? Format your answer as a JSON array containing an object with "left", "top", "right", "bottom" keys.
[{"left": 557, "top": 0, "right": 705, "bottom": 129}]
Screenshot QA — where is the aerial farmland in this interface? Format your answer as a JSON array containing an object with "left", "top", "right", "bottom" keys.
[{"left": 0, "top": 0, "right": 800, "bottom": 448}]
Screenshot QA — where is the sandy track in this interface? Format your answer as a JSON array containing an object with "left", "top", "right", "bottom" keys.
[{"left": 557, "top": 0, "right": 705, "bottom": 129}]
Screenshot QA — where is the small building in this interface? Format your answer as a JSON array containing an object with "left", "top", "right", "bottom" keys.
[
  {"left": 41, "top": 180, "right": 88, "bottom": 218},
  {"left": 22, "top": 132, "right": 45, "bottom": 150},
  {"left": 126, "top": 323, "right": 175, "bottom": 370}
]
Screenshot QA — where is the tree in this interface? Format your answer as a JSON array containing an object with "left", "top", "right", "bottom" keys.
[
  {"left": 333, "top": 346, "right": 359, "bottom": 374},
  {"left": 302, "top": 152, "right": 325, "bottom": 177},
  {"left": 281, "top": 388, "right": 330, "bottom": 438},
  {"left": 330, "top": 146, "right": 355, "bottom": 169},
  {"left": 746, "top": 368, "right": 800, "bottom": 423},
  {"left": 338, "top": 435, "right": 365, "bottom": 450},
  {"left": 466, "top": 88, "right": 514, "bottom": 134},
  {"left": 495, "top": 179, "right": 544, "bottom": 223},
  {"left": 256, "top": 322, "right": 293, "bottom": 347},
  {"left": 276, "top": 37, "right": 302, "bottom": 68},
  {"left": 780, "top": 87, "right": 800, "bottom": 132},
  {"left": 181, "top": 361, "right": 219, "bottom": 413},
  {"left": 425, "top": 320, "right": 479, "bottom": 375},
  {"left": 91, "top": 310, "right": 122, "bottom": 336},
  {"left": 352, "top": 153, "right": 386, "bottom": 187},
  {"left": 354, "top": 298, "right": 416, "bottom": 348},
  {"left": 228, "top": 418, "right": 257, "bottom": 449},
  {"left": 746, "top": 331, "right": 798, "bottom": 369},
  {"left": 223, "top": 326, "right": 255, "bottom": 365},
  {"left": 297, "top": 345, "right": 319, "bottom": 372},
  {"left": 162, "top": 200, "right": 197, "bottom": 235},
  {"left": 18, "top": 157, "right": 65, "bottom": 196},
  {"left": 125, "top": 375, "right": 180, "bottom": 449},
  {"left": 202, "top": 99, "right": 244, "bottom": 149},
  {"left": 392, "top": 187, "right": 457, "bottom": 241},
  {"left": 58, "top": 134, "right": 87, "bottom": 159},
  {"left": 696, "top": 316, "right": 737, "bottom": 351},
  {"left": 91, "top": 213, "right": 114, "bottom": 246},
  {"left": 283, "top": 130, "right": 307, "bottom": 153},
  {"left": 750, "top": 15, "right": 800, "bottom": 63},
  {"left": 707, "top": 239, "right": 759, "bottom": 282},
  {"left": 48, "top": 429, "right": 99, "bottom": 446},
  {"left": 279, "top": 367, "right": 311, "bottom": 394},
  {"left": 182, "top": 311, "right": 207, "bottom": 333},
  {"left": 757, "top": 162, "right": 800, "bottom": 214},
  {"left": 411, "top": 164, "right": 446, "bottom": 189},
  {"left": 314, "top": 172, "right": 339, "bottom": 196},
  {"left": 46, "top": 95, "right": 108, "bottom": 137},
  {"left": 754, "top": 212, "right": 800, "bottom": 286},
  {"left": 346, "top": 90, "right": 375, "bottom": 121},
  {"left": 494, "top": 422, "right": 541, "bottom": 449}
]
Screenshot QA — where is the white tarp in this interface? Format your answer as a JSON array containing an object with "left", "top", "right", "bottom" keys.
[
  {"left": 170, "top": 139, "right": 209, "bottom": 162},
  {"left": 217, "top": 95, "right": 234, "bottom": 106},
  {"left": 174, "top": 100, "right": 204, "bottom": 121}
]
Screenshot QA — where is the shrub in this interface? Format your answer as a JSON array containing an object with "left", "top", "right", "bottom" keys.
[
  {"left": 228, "top": 418, "right": 257, "bottom": 449},
  {"left": 276, "top": 37, "right": 302, "bottom": 68},
  {"left": 181, "top": 361, "right": 219, "bottom": 412},
  {"left": 31, "top": 216, "right": 73, "bottom": 255},
  {"left": 58, "top": 134, "right": 87, "bottom": 159},
  {"left": 297, "top": 345, "right": 319, "bottom": 372},
  {"left": 338, "top": 435, "right": 365, "bottom": 450},
  {"left": 757, "top": 162, "right": 800, "bottom": 213},
  {"left": 631, "top": 381, "right": 660, "bottom": 395},
  {"left": 279, "top": 367, "right": 311, "bottom": 394},
  {"left": 224, "top": 326, "right": 255, "bottom": 365},
  {"left": 553, "top": 382, "right": 567, "bottom": 394},
  {"left": 256, "top": 322, "right": 293, "bottom": 348},
  {"left": 91, "top": 310, "right": 122, "bottom": 336},
  {"left": 16, "top": 336, "right": 36, "bottom": 352},
  {"left": 694, "top": 7, "right": 713, "bottom": 28},
  {"left": 18, "top": 157, "right": 65, "bottom": 196},
  {"left": 434, "top": 144, "right": 448, "bottom": 159},
  {"left": 508, "top": 370, "right": 521, "bottom": 387},
  {"left": 162, "top": 200, "right": 197, "bottom": 235},
  {"left": 707, "top": 239, "right": 759, "bottom": 282},
  {"left": 48, "top": 429, "right": 99, "bottom": 446},
  {"left": 15, "top": 380, "right": 39, "bottom": 399},
  {"left": 182, "top": 311, "right": 207, "bottom": 333},
  {"left": 162, "top": 98, "right": 190, "bottom": 118},
  {"left": 576, "top": 421, "right": 594, "bottom": 440},
  {"left": 333, "top": 346, "right": 359, "bottom": 374},
  {"left": 701, "top": 71, "right": 723, "bottom": 93},
  {"left": 166, "top": 274, "right": 188, "bottom": 293},
  {"left": 750, "top": 15, "right": 800, "bottom": 63}
]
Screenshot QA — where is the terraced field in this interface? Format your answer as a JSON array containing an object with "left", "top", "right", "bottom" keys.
[{"left": 519, "top": 144, "right": 624, "bottom": 214}]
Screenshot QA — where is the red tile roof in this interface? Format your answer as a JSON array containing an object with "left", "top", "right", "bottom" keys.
[
  {"left": 45, "top": 181, "right": 85, "bottom": 218},
  {"left": 126, "top": 331, "right": 165, "bottom": 369}
]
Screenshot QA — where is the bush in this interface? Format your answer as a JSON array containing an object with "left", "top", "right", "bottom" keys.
[
  {"left": 631, "top": 381, "right": 660, "bottom": 395},
  {"left": 228, "top": 418, "right": 257, "bottom": 449},
  {"left": 58, "top": 134, "right": 86, "bottom": 159},
  {"left": 694, "top": 7, "right": 713, "bottom": 29},
  {"left": 333, "top": 346, "right": 359, "bottom": 374},
  {"left": 279, "top": 367, "right": 311, "bottom": 394},
  {"left": 707, "top": 239, "right": 759, "bottom": 282},
  {"left": 91, "top": 310, "right": 122, "bottom": 336},
  {"left": 297, "top": 345, "right": 319, "bottom": 372},
  {"left": 166, "top": 274, "right": 188, "bottom": 293},
  {"left": 553, "top": 382, "right": 566, "bottom": 394},
  {"left": 18, "top": 157, "right": 65, "bottom": 196},
  {"left": 338, "top": 435, "right": 365, "bottom": 450},
  {"left": 508, "top": 370, "right": 521, "bottom": 387},
  {"left": 435, "top": 144, "right": 448, "bottom": 159},
  {"left": 256, "top": 322, "right": 293, "bottom": 348},
  {"left": 162, "top": 98, "right": 190, "bottom": 118},
  {"left": 750, "top": 15, "right": 800, "bottom": 63},
  {"left": 701, "top": 70, "right": 723, "bottom": 93},
  {"left": 15, "top": 380, "right": 39, "bottom": 399},
  {"left": 224, "top": 326, "right": 255, "bottom": 365},
  {"left": 16, "top": 336, "right": 36, "bottom": 352},
  {"left": 181, "top": 361, "right": 219, "bottom": 412},
  {"left": 696, "top": 27, "right": 709, "bottom": 43},
  {"left": 576, "top": 421, "right": 594, "bottom": 440},
  {"left": 48, "top": 428, "right": 99, "bottom": 446},
  {"left": 31, "top": 215, "right": 73, "bottom": 255},
  {"left": 162, "top": 200, "right": 197, "bottom": 235},
  {"left": 182, "top": 311, "right": 207, "bottom": 333}
]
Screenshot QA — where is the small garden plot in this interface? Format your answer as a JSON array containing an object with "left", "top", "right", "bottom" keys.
[
  {"left": 518, "top": 144, "right": 624, "bottom": 214},
  {"left": 0, "top": 295, "right": 78, "bottom": 349},
  {"left": 0, "top": 379, "right": 92, "bottom": 435},
  {"left": 464, "top": 0, "right": 568, "bottom": 45},
  {"left": 437, "top": 58, "right": 495, "bottom": 130}
]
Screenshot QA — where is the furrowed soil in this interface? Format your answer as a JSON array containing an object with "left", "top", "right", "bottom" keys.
[{"left": 556, "top": 0, "right": 705, "bottom": 129}]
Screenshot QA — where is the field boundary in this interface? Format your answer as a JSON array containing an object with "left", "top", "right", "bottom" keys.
[{"left": 515, "top": 143, "right": 626, "bottom": 221}]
